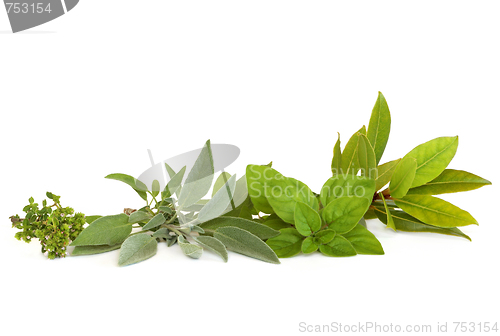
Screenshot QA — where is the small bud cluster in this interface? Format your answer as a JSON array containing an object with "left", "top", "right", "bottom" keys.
[{"left": 10, "top": 192, "right": 86, "bottom": 259}]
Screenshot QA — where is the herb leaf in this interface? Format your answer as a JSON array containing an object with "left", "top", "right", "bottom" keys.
[
  {"left": 342, "top": 224, "right": 384, "bottom": 255},
  {"left": 321, "top": 197, "right": 370, "bottom": 234},
  {"left": 407, "top": 169, "right": 491, "bottom": 195},
  {"left": 266, "top": 228, "right": 304, "bottom": 258},
  {"left": 403, "top": 136, "right": 459, "bottom": 188},
  {"left": 301, "top": 236, "right": 319, "bottom": 254},
  {"left": 331, "top": 132, "right": 342, "bottom": 175},
  {"left": 214, "top": 226, "right": 280, "bottom": 264},
  {"left": 367, "top": 91, "right": 391, "bottom": 164},
  {"left": 375, "top": 159, "right": 401, "bottom": 191},
  {"left": 128, "top": 210, "right": 152, "bottom": 224},
  {"left": 118, "top": 233, "right": 158, "bottom": 266},
  {"left": 105, "top": 173, "right": 148, "bottom": 201},
  {"left": 340, "top": 126, "right": 366, "bottom": 175},
  {"left": 71, "top": 243, "right": 122, "bottom": 256},
  {"left": 199, "top": 216, "right": 279, "bottom": 240},
  {"left": 70, "top": 214, "right": 132, "bottom": 246},
  {"left": 319, "top": 235, "right": 357, "bottom": 257},
  {"left": 246, "top": 164, "right": 276, "bottom": 214},
  {"left": 194, "top": 236, "right": 228, "bottom": 262},
  {"left": 389, "top": 156, "right": 417, "bottom": 199},
  {"left": 320, "top": 175, "right": 375, "bottom": 207},
  {"left": 198, "top": 174, "right": 237, "bottom": 223},
  {"left": 142, "top": 213, "right": 166, "bottom": 230},
  {"left": 394, "top": 195, "right": 478, "bottom": 227},
  {"left": 178, "top": 235, "right": 203, "bottom": 259},
  {"left": 212, "top": 172, "right": 232, "bottom": 197},
  {"left": 357, "top": 133, "right": 377, "bottom": 178},
  {"left": 294, "top": 201, "right": 321, "bottom": 236}
]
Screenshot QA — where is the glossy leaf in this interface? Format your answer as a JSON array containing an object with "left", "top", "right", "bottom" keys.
[
  {"left": 194, "top": 236, "right": 228, "bottom": 262},
  {"left": 340, "top": 126, "right": 366, "bottom": 175},
  {"left": 214, "top": 226, "right": 280, "bottom": 264},
  {"left": 301, "top": 236, "right": 319, "bottom": 254},
  {"left": 213, "top": 172, "right": 232, "bottom": 197},
  {"left": 70, "top": 214, "right": 132, "bottom": 246},
  {"left": 375, "top": 159, "right": 400, "bottom": 191},
  {"left": 331, "top": 132, "right": 342, "bottom": 175},
  {"left": 178, "top": 140, "right": 215, "bottom": 209},
  {"left": 342, "top": 224, "right": 384, "bottom": 255},
  {"left": 294, "top": 201, "right": 321, "bottom": 236},
  {"left": 394, "top": 195, "right": 478, "bottom": 227},
  {"left": 71, "top": 244, "right": 121, "bottom": 256},
  {"left": 322, "top": 196, "right": 370, "bottom": 234},
  {"left": 319, "top": 235, "right": 357, "bottom": 257},
  {"left": 142, "top": 213, "right": 166, "bottom": 230},
  {"left": 266, "top": 228, "right": 304, "bottom": 258},
  {"left": 320, "top": 175, "right": 375, "bottom": 207},
  {"left": 380, "top": 193, "right": 396, "bottom": 231},
  {"left": 357, "top": 133, "right": 377, "bottom": 178},
  {"left": 403, "top": 136, "right": 459, "bottom": 188},
  {"left": 389, "top": 156, "right": 417, "bottom": 199},
  {"left": 105, "top": 173, "right": 148, "bottom": 201},
  {"left": 407, "top": 169, "right": 492, "bottom": 195},
  {"left": 178, "top": 235, "right": 203, "bottom": 259},
  {"left": 367, "top": 91, "right": 391, "bottom": 164},
  {"left": 246, "top": 164, "right": 276, "bottom": 214},
  {"left": 374, "top": 208, "right": 471, "bottom": 241},
  {"left": 118, "top": 233, "right": 158, "bottom": 266},
  {"left": 199, "top": 216, "right": 279, "bottom": 240}
]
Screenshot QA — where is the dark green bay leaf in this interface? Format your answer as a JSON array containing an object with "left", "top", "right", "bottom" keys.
[
  {"left": 374, "top": 208, "right": 471, "bottom": 241},
  {"left": 199, "top": 216, "right": 279, "bottom": 240},
  {"left": 194, "top": 236, "right": 228, "bottom": 262},
  {"left": 70, "top": 214, "right": 132, "bottom": 246},
  {"left": 403, "top": 136, "right": 459, "bottom": 188},
  {"left": 367, "top": 91, "right": 391, "bottom": 164},
  {"left": 342, "top": 224, "right": 384, "bottom": 255},
  {"left": 71, "top": 244, "right": 122, "bottom": 256},
  {"left": 389, "top": 156, "right": 417, "bottom": 199},
  {"left": 322, "top": 196, "right": 370, "bottom": 234},
  {"left": 214, "top": 227, "right": 280, "bottom": 264},
  {"left": 266, "top": 228, "right": 304, "bottom": 258},
  {"left": 375, "top": 159, "right": 401, "bottom": 191},
  {"left": 118, "top": 233, "right": 158, "bottom": 266},
  {"left": 319, "top": 235, "right": 357, "bottom": 257},
  {"left": 407, "top": 169, "right": 491, "bottom": 195},
  {"left": 394, "top": 195, "right": 478, "bottom": 228}
]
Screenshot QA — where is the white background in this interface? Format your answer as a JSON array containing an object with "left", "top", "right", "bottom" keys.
[{"left": 1, "top": 1, "right": 498, "bottom": 335}]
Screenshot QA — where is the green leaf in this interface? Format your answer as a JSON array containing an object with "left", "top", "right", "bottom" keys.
[
  {"left": 407, "top": 169, "right": 492, "bottom": 195},
  {"left": 264, "top": 174, "right": 319, "bottom": 224},
  {"left": 142, "top": 213, "right": 166, "bottom": 230},
  {"left": 128, "top": 211, "right": 152, "bottom": 224},
  {"left": 199, "top": 216, "right": 279, "bottom": 240},
  {"left": 331, "top": 132, "right": 342, "bottom": 175},
  {"left": 262, "top": 217, "right": 293, "bottom": 231},
  {"left": 158, "top": 206, "right": 173, "bottom": 214},
  {"left": 214, "top": 227, "right": 280, "bottom": 264},
  {"left": 403, "top": 136, "right": 459, "bottom": 188},
  {"left": 301, "top": 236, "right": 319, "bottom": 254},
  {"left": 105, "top": 173, "right": 148, "bottom": 201},
  {"left": 118, "top": 233, "right": 158, "bottom": 266},
  {"left": 246, "top": 164, "right": 277, "bottom": 214},
  {"left": 198, "top": 174, "right": 237, "bottom": 223},
  {"left": 394, "top": 195, "right": 478, "bottom": 228},
  {"left": 164, "top": 163, "right": 177, "bottom": 179},
  {"left": 266, "top": 228, "right": 304, "bottom": 258},
  {"left": 319, "top": 235, "right": 357, "bottom": 257},
  {"left": 340, "top": 126, "right": 366, "bottom": 175},
  {"left": 320, "top": 175, "right": 375, "bottom": 207},
  {"left": 71, "top": 244, "right": 122, "bottom": 256},
  {"left": 380, "top": 193, "right": 396, "bottom": 231},
  {"left": 70, "top": 214, "right": 132, "bottom": 246},
  {"left": 389, "top": 156, "right": 417, "bottom": 199},
  {"left": 152, "top": 228, "right": 171, "bottom": 238},
  {"left": 163, "top": 166, "right": 186, "bottom": 199},
  {"left": 85, "top": 215, "right": 102, "bottom": 225},
  {"left": 315, "top": 229, "right": 336, "bottom": 244},
  {"left": 178, "top": 235, "right": 203, "bottom": 259},
  {"left": 194, "top": 236, "right": 228, "bottom": 262},
  {"left": 342, "top": 224, "right": 384, "bottom": 255},
  {"left": 152, "top": 180, "right": 160, "bottom": 198},
  {"left": 178, "top": 140, "right": 215, "bottom": 209},
  {"left": 375, "top": 159, "right": 401, "bottom": 191},
  {"left": 294, "top": 201, "right": 322, "bottom": 236},
  {"left": 213, "top": 172, "right": 232, "bottom": 197},
  {"left": 322, "top": 197, "right": 369, "bottom": 234},
  {"left": 367, "top": 91, "right": 391, "bottom": 164},
  {"left": 374, "top": 208, "right": 471, "bottom": 241},
  {"left": 357, "top": 133, "right": 377, "bottom": 178}
]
